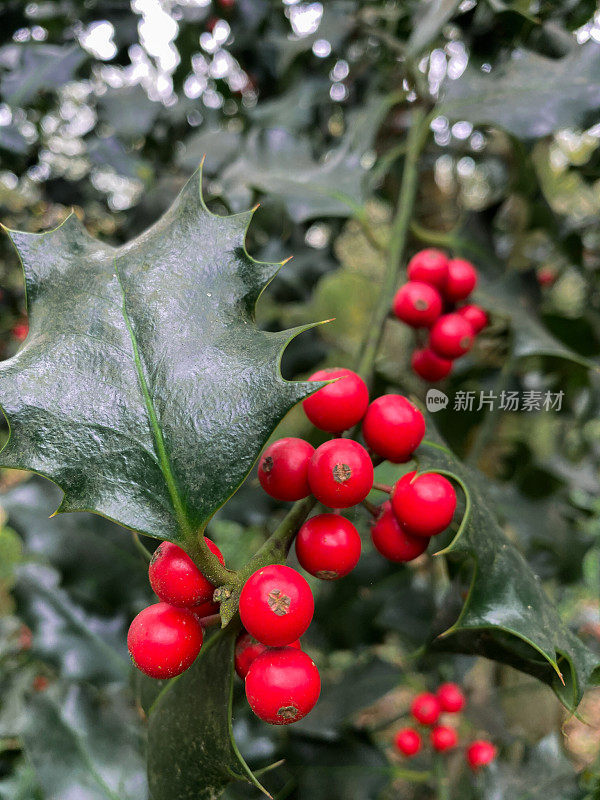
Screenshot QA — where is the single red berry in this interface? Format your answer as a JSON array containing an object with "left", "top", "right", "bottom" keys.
[
  {"left": 429, "top": 313, "right": 474, "bottom": 359},
  {"left": 457, "top": 304, "right": 487, "bottom": 334},
  {"left": 371, "top": 501, "right": 428, "bottom": 562},
  {"left": 33, "top": 675, "right": 49, "bottom": 692},
  {"left": 127, "top": 602, "right": 204, "bottom": 679},
  {"left": 444, "top": 258, "right": 478, "bottom": 301},
  {"left": 537, "top": 266, "right": 557, "bottom": 287},
  {"left": 392, "top": 281, "right": 443, "bottom": 328},
  {"left": 302, "top": 368, "right": 369, "bottom": 433},
  {"left": 235, "top": 631, "right": 301, "bottom": 679},
  {"left": 295, "top": 514, "right": 361, "bottom": 580},
  {"left": 392, "top": 471, "right": 457, "bottom": 538},
  {"left": 362, "top": 394, "right": 425, "bottom": 463},
  {"left": 239, "top": 564, "right": 314, "bottom": 647},
  {"left": 407, "top": 249, "right": 449, "bottom": 290},
  {"left": 437, "top": 682, "right": 466, "bottom": 713},
  {"left": 205, "top": 16, "right": 219, "bottom": 32},
  {"left": 218, "top": 0, "right": 235, "bottom": 9},
  {"left": 308, "top": 439, "right": 374, "bottom": 509},
  {"left": 394, "top": 727, "right": 422, "bottom": 757},
  {"left": 258, "top": 438, "right": 314, "bottom": 501},
  {"left": 431, "top": 725, "right": 458, "bottom": 752},
  {"left": 411, "top": 692, "right": 441, "bottom": 726},
  {"left": 149, "top": 539, "right": 224, "bottom": 607},
  {"left": 245, "top": 647, "right": 321, "bottom": 725},
  {"left": 411, "top": 348, "right": 453, "bottom": 382},
  {"left": 12, "top": 323, "right": 28, "bottom": 341},
  {"left": 466, "top": 740, "right": 497, "bottom": 770}
]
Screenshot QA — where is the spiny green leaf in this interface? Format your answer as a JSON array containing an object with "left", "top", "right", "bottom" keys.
[
  {"left": 417, "top": 437, "right": 600, "bottom": 708},
  {"left": 0, "top": 169, "right": 320, "bottom": 545},
  {"left": 147, "top": 626, "right": 268, "bottom": 800}
]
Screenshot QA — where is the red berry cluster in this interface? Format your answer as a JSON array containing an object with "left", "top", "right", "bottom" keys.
[
  {"left": 391, "top": 249, "right": 487, "bottom": 382},
  {"left": 394, "top": 684, "right": 496, "bottom": 771},
  {"left": 259, "top": 368, "right": 457, "bottom": 571},
  {"left": 236, "top": 564, "right": 320, "bottom": 725},
  {"left": 127, "top": 538, "right": 225, "bottom": 679}
]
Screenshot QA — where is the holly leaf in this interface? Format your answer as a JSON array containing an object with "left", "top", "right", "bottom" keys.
[
  {"left": 417, "top": 437, "right": 600, "bottom": 708},
  {"left": 0, "top": 169, "right": 319, "bottom": 545},
  {"left": 147, "top": 626, "right": 268, "bottom": 800},
  {"left": 0, "top": 44, "right": 86, "bottom": 106},
  {"left": 439, "top": 42, "right": 600, "bottom": 139}
]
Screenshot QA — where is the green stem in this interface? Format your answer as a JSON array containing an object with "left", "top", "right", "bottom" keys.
[
  {"left": 355, "top": 106, "right": 430, "bottom": 382},
  {"left": 239, "top": 496, "right": 317, "bottom": 581},
  {"left": 434, "top": 754, "right": 450, "bottom": 800},
  {"left": 131, "top": 532, "right": 152, "bottom": 563}
]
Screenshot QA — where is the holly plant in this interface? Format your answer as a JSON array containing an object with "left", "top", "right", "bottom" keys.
[{"left": 1, "top": 3, "right": 600, "bottom": 800}]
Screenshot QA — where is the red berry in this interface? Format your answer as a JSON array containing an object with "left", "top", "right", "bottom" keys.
[
  {"left": 127, "top": 602, "right": 204, "bottom": 679},
  {"left": 302, "top": 368, "right": 369, "bottom": 433},
  {"left": 444, "top": 258, "right": 478, "bottom": 301},
  {"left": 239, "top": 564, "right": 314, "bottom": 647},
  {"left": 362, "top": 394, "right": 425, "bottom": 463},
  {"left": 392, "top": 471, "right": 456, "bottom": 538},
  {"left": 235, "top": 631, "right": 301, "bottom": 680},
  {"left": 392, "top": 282, "right": 442, "bottom": 328},
  {"left": 258, "top": 438, "right": 314, "bottom": 501},
  {"left": 371, "top": 501, "right": 428, "bottom": 562},
  {"left": 12, "top": 323, "right": 28, "bottom": 341},
  {"left": 466, "top": 740, "right": 497, "bottom": 770},
  {"left": 411, "top": 348, "right": 453, "bottom": 382},
  {"left": 407, "top": 249, "right": 449, "bottom": 290},
  {"left": 308, "top": 439, "right": 374, "bottom": 508},
  {"left": 394, "top": 727, "right": 422, "bottom": 757},
  {"left": 411, "top": 692, "right": 441, "bottom": 725},
  {"left": 431, "top": 725, "right": 458, "bottom": 752},
  {"left": 537, "top": 266, "right": 556, "bottom": 287},
  {"left": 149, "top": 539, "right": 224, "bottom": 607},
  {"left": 457, "top": 304, "right": 487, "bottom": 334},
  {"left": 33, "top": 675, "right": 49, "bottom": 692},
  {"left": 245, "top": 647, "right": 321, "bottom": 725},
  {"left": 295, "top": 514, "right": 361, "bottom": 580},
  {"left": 437, "top": 682, "right": 465, "bottom": 713},
  {"left": 18, "top": 625, "right": 32, "bottom": 651},
  {"left": 429, "top": 313, "right": 474, "bottom": 358}
]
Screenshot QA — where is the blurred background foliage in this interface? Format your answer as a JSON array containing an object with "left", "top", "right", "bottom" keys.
[{"left": 0, "top": 0, "right": 600, "bottom": 798}]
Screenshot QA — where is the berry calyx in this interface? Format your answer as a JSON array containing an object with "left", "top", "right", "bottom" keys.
[
  {"left": 431, "top": 725, "right": 458, "bottom": 752},
  {"left": 149, "top": 539, "right": 225, "bottom": 607},
  {"left": 127, "top": 602, "right": 204, "bottom": 679},
  {"left": 245, "top": 647, "right": 321, "bottom": 725},
  {"left": 444, "top": 258, "right": 478, "bottom": 302},
  {"left": 407, "top": 249, "right": 449, "bottom": 290},
  {"left": 392, "top": 281, "right": 443, "bottom": 328},
  {"left": 239, "top": 564, "right": 314, "bottom": 647},
  {"left": 411, "top": 692, "right": 441, "bottom": 726},
  {"left": 392, "top": 471, "right": 457, "bottom": 538},
  {"left": 411, "top": 348, "right": 453, "bottom": 382},
  {"left": 394, "top": 727, "right": 422, "bottom": 757},
  {"left": 362, "top": 394, "right": 425, "bottom": 463},
  {"left": 371, "top": 501, "right": 428, "bottom": 562},
  {"left": 429, "top": 313, "right": 474, "bottom": 359},
  {"left": 302, "top": 367, "right": 369, "bottom": 433},
  {"left": 235, "top": 631, "right": 301, "bottom": 680},
  {"left": 437, "top": 682, "right": 466, "bottom": 713},
  {"left": 466, "top": 740, "right": 497, "bottom": 770},
  {"left": 258, "top": 438, "right": 314, "bottom": 501},
  {"left": 457, "top": 304, "right": 487, "bottom": 334},
  {"left": 295, "top": 514, "right": 361, "bottom": 580},
  {"left": 308, "top": 439, "right": 373, "bottom": 509}
]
